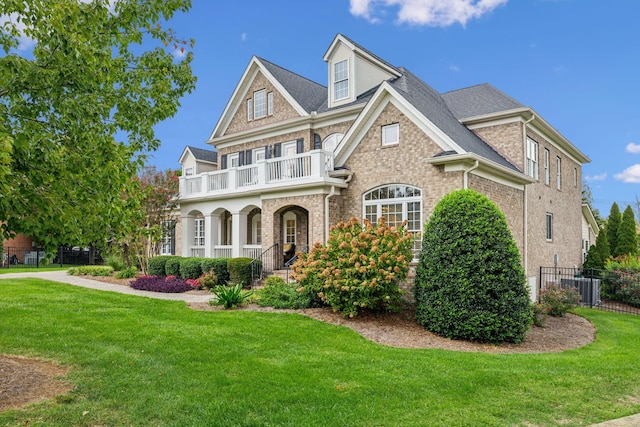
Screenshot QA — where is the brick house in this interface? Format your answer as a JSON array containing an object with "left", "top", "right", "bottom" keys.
[{"left": 177, "top": 34, "right": 590, "bottom": 296}]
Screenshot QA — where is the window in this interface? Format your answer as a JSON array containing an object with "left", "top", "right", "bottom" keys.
[
  {"left": 543, "top": 149, "right": 550, "bottom": 185},
  {"left": 556, "top": 156, "right": 562, "bottom": 190},
  {"left": 283, "top": 212, "right": 296, "bottom": 245},
  {"left": 546, "top": 213, "right": 553, "bottom": 241},
  {"left": 253, "top": 147, "right": 265, "bottom": 163},
  {"left": 194, "top": 217, "right": 205, "bottom": 247},
  {"left": 252, "top": 214, "right": 262, "bottom": 245},
  {"left": 574, "top": 167, "right": 578, "bottom": 187},
  {"left": 322, "top": 133, "right": 344, "bottom": 152},
  {"left": 247, "top": 99, "right": 253, "bottom": 120},
  {"left": 228, "top": 153, "right": 240, "bottom": 168},
  {"left": 184, "top": 167, "right": 194, "bottom": 176},
  {"left": 160, "top": 220, "right": 176, "bottom": 255},
  {"left": 254, "top": 89, "right": 266, "bottom": 118},
  {"left": 267, "top": 92, "right": 273, "bottom": 115},
  {"left": 382, "top": 123, "right": 399, "bottom": 146},
  {"left": 526, "top": 138, "right": 538, "bottom": 180},
  {"left": 334, "top": 59, "right": 349, "bottom": 101},
  {"left": 363, "top": 184, "right": 422, "bottom": 257}
]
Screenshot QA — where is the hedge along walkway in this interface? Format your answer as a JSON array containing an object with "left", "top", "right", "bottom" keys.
[{"left": 0, "top": 271, "right": 212, "bottom": 303}]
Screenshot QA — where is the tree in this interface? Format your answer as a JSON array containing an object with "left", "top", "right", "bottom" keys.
[
  {"left": 583, "top": 228, "right": 609, "bottom": 270},
  {"left": 414, "top": 190, "right": 531, "bottom": 344},
  {"left": 615, "top": 205, "right": 638, "bottom": 257},
  {"left": 607, "top": 202, "right": 622, "bottom": 257},
  {"left": 0, "top": 0, "right": 196, "bottom": 250}
]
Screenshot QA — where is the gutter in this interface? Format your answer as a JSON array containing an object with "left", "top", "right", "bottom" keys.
[
  {"left": 522, "top": 114, "right": 535, "bottom": 281},
  {"left": 463, "top": 160, "right": 480, "bottom": 189}
]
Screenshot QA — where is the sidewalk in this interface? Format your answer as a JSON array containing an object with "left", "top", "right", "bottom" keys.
[{"left": 0, "top": 270, "right": 212, "bottom": 304}]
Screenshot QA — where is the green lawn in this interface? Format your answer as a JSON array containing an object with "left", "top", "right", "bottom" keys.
[
  {"left": 0, "top": 266, "right": 70, "bottom": 274},
  {"left": 1, "top": 279, "right": 639, "bottom": 426}
]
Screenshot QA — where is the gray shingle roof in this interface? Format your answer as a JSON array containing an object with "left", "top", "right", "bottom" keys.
[
  {"left": 187, "top": 145, "right": 218, "bottom": 163},
  {"left": 258, "top": 57, "right": 327, "bottom": 113},
  {"left": 442, "top": 83, "right": 524, "bottom": 119},
  {"left": 388, "top": 69, "right": 519, "bottom": 171}
]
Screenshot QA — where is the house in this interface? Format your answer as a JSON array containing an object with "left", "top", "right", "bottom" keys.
[
  {"left": 581, "top": 204, "right": 600, "bottom": 263},
  {"left": 177, "top": 34, "right": 590, "bottom": 296}
]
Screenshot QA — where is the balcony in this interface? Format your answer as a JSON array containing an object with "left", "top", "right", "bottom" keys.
[{"left": 180, "top": 150, "right": 339, "bottom": 199}]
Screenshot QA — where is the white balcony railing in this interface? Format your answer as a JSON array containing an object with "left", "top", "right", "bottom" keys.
[
  {"left": 181, "top": 150, "right": 335, "bottom": 197},
  {"left": 191, "top": 247, "right": 205, "bottom": 258},
  {"left": 214, "top": 245, "right": 232, "bottom": 258},
  {"left": 243, "top": 245, "right": 262, "bottom": 259}
]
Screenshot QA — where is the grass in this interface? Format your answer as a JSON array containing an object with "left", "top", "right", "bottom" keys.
[
  {"left": 0, "top": 266, "right": 70, "bottom": 274},
  {"left": 1, "top": 279, "right": 640, "bottom": 426}
]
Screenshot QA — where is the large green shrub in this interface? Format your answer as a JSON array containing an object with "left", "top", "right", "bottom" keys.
[
  {"left": 607, "top": 202, "right": 621, "bottom": 257},
  {"left": 414, "top": 189, "right": 532, "bottom": 344},
  {"left": 210, "top": 258, "right": 230, "bottom": 285},
  {"left": 165, "top": 256, "right": 182, "bottom": 277},
  {"left": 180, "top": 257, "right": 203, "bottom": 279},
  {"left": 583, "top": 229, "right": 609, "bottom": 270},
  {"left": 292, "top": 216, "right": 413, "bottom": 318},
  {"left": 148, "top": 256, "right": 173, "bottom": 276},
  {"left": 227, "top": 257, "right": 254, "bottom": 287}
]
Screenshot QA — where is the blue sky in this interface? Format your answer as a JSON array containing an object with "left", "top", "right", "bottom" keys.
[{"left": 11, "top": 0, "right": 639, "bottom": 217}]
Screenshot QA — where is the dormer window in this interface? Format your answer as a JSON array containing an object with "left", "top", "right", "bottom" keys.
[
  {"left": 247, "top": 89, "right": 273, "bottom": 121},
  {"left": 334, "top": 59, "right": 349, "bottom": 101}
]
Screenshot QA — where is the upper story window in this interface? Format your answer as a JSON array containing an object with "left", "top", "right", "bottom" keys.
[
  {"left": 184, "top": 167, "right": 194, "bottom": 176},
  {"left": 556, "top": 156, "right": 562, "bottom": 190},
  {"left": 543, "top": 148, "right": 550, "bottom": 185},
  {"left": 526, "top": 138, "right": 538, "bottom": 180},
  {"left": 546, "top": 213, "right": 553, "bottom": 241},
  {"left": 323, "top": 133, "right": 344, "bottom": 152},
  {"left": 334, "top": 59, "right": 349, "bottom": 101},
  {"left": 247, "top": 89, "right": 273, "bottom": 121},
  {"left": 382, "top": 123, "right": 399, "bottom": 146},
  {"left": 228, "top": 153, "right": 240, "bottom": 168}
]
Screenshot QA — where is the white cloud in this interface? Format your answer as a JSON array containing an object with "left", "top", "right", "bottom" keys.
[
  {"left": 449, "top": 64, "right": 460, "bottom": 72},
  {"left": 614, "top": 165, "right": 640, "bottom": 184},
  {"left": 349, "top": 0, "right": 509, "bottom": 26},
  {"left": 584, "top": 173, "right": 607, "bottom": 182},
  {"left": 626, "top": 143, "right": 640, "bottom": 154},
  {"left": 0, "top": 13, "right": 36, "bottom": 50},
  {"left": 172, "top": 47, "right": 186, "bottom": 59},
  {"left": 241, "top": 33, "right": 248, "bottom": 42}
]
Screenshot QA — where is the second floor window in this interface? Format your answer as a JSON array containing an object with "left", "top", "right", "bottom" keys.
[
  {"left": 526, "top": 138, "right": 538, "bottom": 180},
  {"left": 247, "top": 89, "right": 273, "bottom": 120},
  {"left": 382, "top": 123, "right": 399, "bottom": 146},
  {"left": 543, "top": 148, "right": 550, "bottom": 185},
  {"left": 546, "top": 213, "right": 553, "bottom": 241},
  {"left": 334, "top": 59, "right": 349, "bottom": 101},
  {"left": 556, "top": 156, "right": 562, "bottom": 190}
]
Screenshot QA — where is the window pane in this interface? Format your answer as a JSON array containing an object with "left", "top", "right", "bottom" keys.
[
  {"left": 267, "top": 92, "right": 273, "bottom": 115},
  {"left": 334, "top": 60, "right": 349, "bottom": 100}
]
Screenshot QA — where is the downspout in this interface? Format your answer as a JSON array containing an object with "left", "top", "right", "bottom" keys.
[
  {"left": 324, "top": 173, "right": 353, "bottom": 243},
  {"left": 523, "top": 114, "right": 535, "bottom": 287},
  {"left": 463, "top": 160, "right": 480, "bottom": 189}
]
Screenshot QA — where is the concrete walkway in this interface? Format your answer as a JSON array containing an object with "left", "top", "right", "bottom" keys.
[
  {"left": 0, "top": 270, "right": 212, "bottom": 303},
  {"left": 2, "top": 270, "right": 639, "bottom": 426}
]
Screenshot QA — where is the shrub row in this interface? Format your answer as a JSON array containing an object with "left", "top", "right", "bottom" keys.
[
  {"left": 146, "top": 256, "right": 255, "bottom": 286},
  {"left": 68, "top": 266, "right": 114, "bottom": 276}
]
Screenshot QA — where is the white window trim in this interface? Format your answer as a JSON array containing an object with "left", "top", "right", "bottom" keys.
[
  {"left": 322, "top": 133, "right": 344, "bottom": 152},
  {"left": 253, "top": 89, "right": 267, "bottom": 119},
  {"left": 247, "top": 98, "right": 253, "bottom": 121},
  {"left": 283, "top": 212, "right": 296, "bottom": 245},
  {"left": 526, "top": 138, "right": 539, "bottom": 180},
  {"left": 556, "top": 156, "right": 562, "bottom": 190},
  {"left": 267, "top": 92, "right": 273, "bottom": 116},
  {"left": 333, "top": 59, "right": 349, "bottom": 101},
  {"left": 228, "top": 153, "right": 240, "bottom": 168},
  {"left": 546, "top": 213, "right": 553, "bottom": 241},
  {"left": 253, "top": 147, "right": 265, "bottom": 163},
  {"left": 184, "top": 167, "right": 194, "bottom": 176},
  {"left": 194, "top": 217, "right": 205, "bottom": 247},
  {"left": 543, "top": 148, "right": 550, "bottom": 186},
  {"left": 382, "top": 123, "right": 399, "bottom": 146}
]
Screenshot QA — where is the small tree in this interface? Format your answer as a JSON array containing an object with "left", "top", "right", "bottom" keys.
[
  {"left": 615, "top": 205, "right": 638, "bottom": 257},
  {"left": 583, "top": 229, "right": 609, "bottom": 270},
  {"left": 414, "top": 190, "right": 531, "bottom": 344},
  {"left": 607, "top": 202, "right": 622, "bottom": 257}
]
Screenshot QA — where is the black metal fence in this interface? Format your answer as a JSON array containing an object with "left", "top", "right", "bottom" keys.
[
  {"left": 540, "top": 267, "right": 640, "bottom": 315},
  {"left": 1, "top": 246, "right": 102, "bottom": 268}
]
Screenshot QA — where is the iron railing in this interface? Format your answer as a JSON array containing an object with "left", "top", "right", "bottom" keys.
[{"left": 250, "top": 243, "right": 279, "bottom": 287}]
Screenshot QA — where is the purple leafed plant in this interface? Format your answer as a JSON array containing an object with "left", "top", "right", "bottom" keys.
[{"left": 130, "top": 275, "right": 193, "bottom": 293}]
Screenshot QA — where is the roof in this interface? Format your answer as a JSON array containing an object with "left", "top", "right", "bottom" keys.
[
  {"left": 388, "top": 70, "right": 519, "bottom": 172},
  {"left": 442, "top": 83, "right": 524, "bottom": 120},
  {"left": 257, "top": 57, "right": 327, "bottom": 114},
  {"left": 185, "top": 145, "right": 217, "bottom": 163}
]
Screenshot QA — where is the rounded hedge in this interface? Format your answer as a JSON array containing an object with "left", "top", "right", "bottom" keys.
[
  {"left": 414, "top": 189, "right": 532, "bottom": 344},
  {"left": 148, "top": 256, "right": 172, "bottom": 276},
  {"left": 180, "top": 257, "right": 203, "bottom": 279},
  {"left": 165, "top": 256, "right": 182, "bottom": 277},
  {"left": 227, "top": 257, "right": 255, "bottom": 287}
]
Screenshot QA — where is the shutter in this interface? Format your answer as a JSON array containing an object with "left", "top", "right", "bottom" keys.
[
  {"left": 313, "top": 133, "right": 321, "bottom": 150},
  {"left": 274, "top": 143, "right": 282, "bottom": 158},
  {"left": 221, "top": 154, "right": 227, "bottom": 169},
  {"left": 245, "top": 149, "right": 252, "bottom": 165},
  {"left": 296, "top": 138, "right": 304, "bottom": 154},
  {"left": 238, "top": 151, "right": 245, "bottom": 166},
  {"left": 264, "top": 145, "right": 271, "bottom": 159}
]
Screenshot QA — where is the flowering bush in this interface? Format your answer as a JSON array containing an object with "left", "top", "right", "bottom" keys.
[
  {"left": 532, "top": 303, "right": 548, "bottom": 327},
  {"left": 130, "top": 275, "right": 192, "bottom": 293},
  {"left": 539, "top": 285, "right": 580, "bottom": 317},
  {"left": 291, "top": 216, "right": 414, "bottom": 318},
  {"left": 602, "top": 256, "right": 640, "bottom": 307}
]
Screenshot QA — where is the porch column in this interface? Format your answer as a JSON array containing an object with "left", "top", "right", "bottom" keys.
[
  {"left": 181, "top": 214, "right": 192, "bottom": 257},
  {"left": 231, "top": 211, "right": 248, "bottom": 258},
  {"left": 204, "top": 213, "right": 220, "bottom": 258}
]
